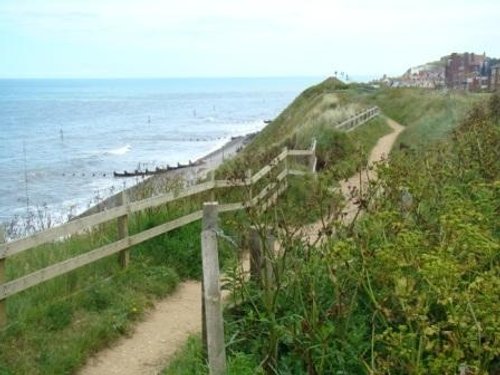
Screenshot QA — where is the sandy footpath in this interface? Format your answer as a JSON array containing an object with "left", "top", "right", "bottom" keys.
[
  {"left": 78, "top": 137, "right": 249, "bottom": 375},
  {"left": 339, "top": 117, "right": 404, "bottom": 224},
  {"left": 78, "top": 118, "right": 404, "bottom": 375},
  {"left": 79, "top": 281, "right": 202, "bottom": 375},
  {"left": 302, "top": 117, "right": 404, "bottom": 242}
]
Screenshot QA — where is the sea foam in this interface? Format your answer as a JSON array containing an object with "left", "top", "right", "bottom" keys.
[{"left": 106, "top": 144, "right": 132, "bottom": 156}]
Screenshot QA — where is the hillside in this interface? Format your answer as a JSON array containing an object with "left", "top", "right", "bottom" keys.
[
  {"left": 219, "top": 77, "right": 390, "bottom": 178},
  {"left": 165, "top": 89, "right": 499, "bottom": 374},
  {"left": 0, "top": 77, "right": 389, "bottom": 375},
  {"left": 2, "top": 78, "right": 496, "bottom": 375}
]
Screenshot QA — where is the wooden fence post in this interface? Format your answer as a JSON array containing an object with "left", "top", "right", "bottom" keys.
[
  {"left": 282, "top": 146, "right": 289, "bottom": 191},
  {"left": 263, "top": 230, "right": 275, "bottom": 292},
  {"left": 201, "top": 202, "right": 227, "bottom": 375},
  {"left": 283, "top": 147, "right": 288, "bottom": 173},
  {"left": 246, "top": 169, "right": 253, "bottom": 205},
  {"left": 249, "top": 226, "right": 275, "bottom": 288},
  {"left": 309, "top": 138, "right": 317, "bottom": 173},
  {"left": 201, "top": 277, "right": 208, "bottom": 361},
  {"left": 249, "top": 226, "right": 262, "bottom": 281},
  {"left": 117, "top": 191, "right": 130, "bottom": 268},
  {"left": 0, "top": 226, "right": 6, "bottom": 327},
  {"left": 209, "top": 170, "right": 216, "bottom": 202}
]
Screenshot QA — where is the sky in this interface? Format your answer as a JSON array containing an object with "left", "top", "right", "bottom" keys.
[{"left": 1, "top": 0, "right": 499, "bottom": 79}]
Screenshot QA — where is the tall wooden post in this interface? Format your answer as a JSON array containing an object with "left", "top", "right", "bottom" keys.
[
  {"left": 264, "top": 230, "right": 276, "bottom": 290},
  {"left": 201, "top": 202, "right": 226, "bottom": 375},
  {"left": 201, "top": 277, "right": 207, "bottom": 361},
  {"left": 117, "top": 191, "right": 130, "bottom": 268},
  {"left": 249, "top": 226, "right": 275, "bottom": 288},
  {"left": 245, "top": 169, "right": 253, "bottom": 206},
  {"left": 283, "top": 147, "right": 288, "bottom": 173},
  {"left": 309, "top": 138, "right": 317, "bottom": 173},
  {"left": 209, "top": 170, "right": 216, "bottom": 202},
  {"left": 0, "top": 226, "right": 6, "bottom": 327},
  {"left": 249, "top": 226, "right": 262, "bottom": 281},
  {"left": 282, "top": 147, "right": 289, "bottom": 191}
]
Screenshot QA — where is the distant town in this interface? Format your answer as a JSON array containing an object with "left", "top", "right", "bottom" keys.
[{"left": 379, "top": 52, "right": 500, "bottom": 91}]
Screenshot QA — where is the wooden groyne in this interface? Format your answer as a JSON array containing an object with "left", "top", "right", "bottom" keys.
[{"left": 113, "top": 160, "right": 204, "bottom": 178}]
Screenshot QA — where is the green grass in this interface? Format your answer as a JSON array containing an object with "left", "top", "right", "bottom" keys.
[
  {"left": 350, "top": 115, "right": 392, "bottom": 151},
  {"left": 218, "top": 77, "right": 363, "bottom": 177},
  {"left": 0, "top": 187, "right": 243, "bottom": 374},
  {"left": 268, "top": 116, "right": 392, "bottom": 226},
  {"left": 163, "top": 112, "right": 395, "bottom": 374},
  {"left": 163, "top": 335, "right": 264, "bottom": 375},
  {"left": 367, "top": 88, "right": 484, "bottom": 148},
  {"left": 1, "top": 259, "right": 179, "bottom": 374},
  {"left": 209, "top": 93, "right": 500, "bottom": 375},
  {"left": 6, "top": 77, "right": 482, "bottom": 374}
]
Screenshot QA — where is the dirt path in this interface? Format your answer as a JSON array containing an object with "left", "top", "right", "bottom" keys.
[
  {"left": 78, "top": 117, "right": 404, "bottom": 375},
  {"left": 340, "top": 117, "right": 404, "bottom": 222},
  {"left": 303, "top": 117, "right": 404, "bottom": 241},
  {"left": 79, "top": 281, "right": 202, "bottom": 375}
]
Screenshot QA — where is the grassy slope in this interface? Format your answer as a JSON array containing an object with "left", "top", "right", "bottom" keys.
[
  {"left": 1, "top": 76, "right": 361, "bottom": 374},
  {"left": 218, "top": 77, "right": 364, "bottom": 176},
  {"left": 0, "top": 188, "right": 243, "bottom": 374},
  {"left": 164, "top": 88, "right": 498, "bottom": 374},
  {"left": 163, "top": 83, "right": 395, "bottom": 374},
  {"left": 222, "top": 105, "right": 499, "bottom": 373},
  {"left": 243, "top": 77, "right": 351, "bottom": 153},
  {"left": 6, "top": 79, "right": 464, "bottom": 374},
  {"left": 367, "top": 87, "right": 484, "bottom": 148}
]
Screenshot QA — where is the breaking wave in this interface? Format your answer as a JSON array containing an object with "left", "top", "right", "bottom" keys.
[{"left": 106, "top": 144, "right": 131, "bottom": 156}]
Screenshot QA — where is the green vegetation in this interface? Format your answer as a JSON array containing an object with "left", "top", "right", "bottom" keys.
[
  {"left": 244, "top": 77, "right": 350, "bottom": 155},
  {"left": 0, "top": 185, "right": 241, "bottom": 374},
  {"left": 0, "top": 257, "right": 179, "bottom": 374},
  {"left": 367, "top": 88, "right": 482, "bottom": 148},
  {"left": 272, "top": 116, "right": 391, "bottom": 226},
  {"left": 165, "top": 89, "right": 499, "bottom": 374},
  {"left": 218, "top": 77, "right": 362, "bottom": 177},
  {"left": 232, "top": 95, "right": 498, "bottom": 374},
  {"left": 164, "top": 336, "right": 263, "bottom": 375},
  {"left": 4, "top": 76, "right": 495, "bottom": 374}
]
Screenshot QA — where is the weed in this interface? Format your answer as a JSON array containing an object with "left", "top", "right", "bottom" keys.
[{"left": 215, "top": 97, "right": 500, "bottom": 374}]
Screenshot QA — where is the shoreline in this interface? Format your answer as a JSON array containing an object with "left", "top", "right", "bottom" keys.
[{"left": 79, "top": 133, "right": 255, "bottom": 216}]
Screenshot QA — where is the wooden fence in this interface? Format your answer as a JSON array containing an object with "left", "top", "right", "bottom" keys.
[
  {"left": 0, "top": 144, "right": 317, "bottom": 325},
  {"left": 334, "top": 106, "right": 380, "bottom": 132}
]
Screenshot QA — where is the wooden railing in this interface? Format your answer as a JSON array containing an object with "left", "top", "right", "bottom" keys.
[
  {"left": 335, "top": 106, "right": 380, "bottom": 132},
  {"left": 0, "top": 144, "right": 317, "bottom": 324}
]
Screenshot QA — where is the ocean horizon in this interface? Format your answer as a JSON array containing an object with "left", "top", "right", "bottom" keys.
[{"left": 0, "top": 76, "right": 321, "bottom": 234}]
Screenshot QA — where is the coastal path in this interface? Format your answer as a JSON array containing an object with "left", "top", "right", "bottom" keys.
[{"left": 78, "top": 116, "right": 404, "bottom": 375}]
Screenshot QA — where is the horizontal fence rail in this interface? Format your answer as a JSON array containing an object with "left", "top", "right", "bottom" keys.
[
  {"left": 0, "top": 102, "right": 382, "bottom": 321},
  {"left": 0, "top": 145, "right": 317, "bottom": 307},
  {"left": 0, "top": 181, "right": 215, "bottom": 260},
  {"left": 335, "top": 106, "right": 380, "bottom": 132}
]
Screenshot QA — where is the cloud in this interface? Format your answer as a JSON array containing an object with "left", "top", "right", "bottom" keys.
[{"left": 1, "top": 0, "right": 499, "bottom": 77}]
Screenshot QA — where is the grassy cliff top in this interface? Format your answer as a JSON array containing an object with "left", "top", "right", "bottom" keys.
[
  {"left": 219, "top": 77, "right": 366, "bottom": 175},
  {"left": 244, "top": 77, "right": 352, "bottom": 152}
]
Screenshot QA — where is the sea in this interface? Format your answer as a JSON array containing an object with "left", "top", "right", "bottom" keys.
[{"left": 0, "top": 77, "right": 320, "bottom": 233}]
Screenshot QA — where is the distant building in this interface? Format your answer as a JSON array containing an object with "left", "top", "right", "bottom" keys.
[
  {"left": 443, "top": 52, "right": 487, "bottom": 91},
  {"left": 382, "top": 52, "right": 499, "bottom": 91},
  {"left": 393, "top": 63, "right": 445, "bottom": 89},
  {"left": 441, "top": 52, "right": 500, "bottom": 91},
  {"left": 491, "top": 64, "right": 500, "bottom": 91}
]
